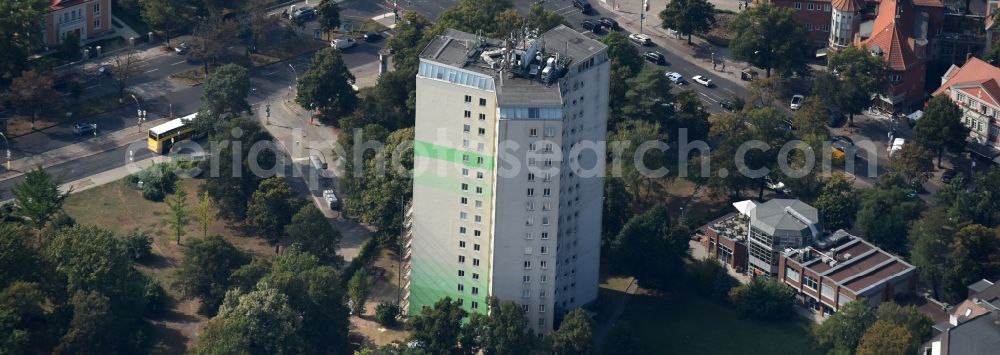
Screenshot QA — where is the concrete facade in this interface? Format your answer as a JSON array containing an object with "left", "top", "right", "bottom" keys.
[{"left": 405, "top": 25, "right": 609, "bottom": 333}]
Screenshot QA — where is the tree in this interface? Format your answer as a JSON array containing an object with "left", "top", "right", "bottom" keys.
[
  {"left": 855, "top": 320, "right": 911, "bottom": 355},
  {"left": 0, "top": 282, "right": 54, "bottom": 354},
  {"left": 196, "top": 192, "right": 213, "bottom": 238},
  {"left": 855, "top": 177, "right": 924, "bottom": 253},
  {"left": 602, "top": 177, "right": 631, "bottom": 248},
  {"left": 46, "top": 226, "right": 151, "bottom": 353},
  {"left": 285, "top": 204, "right": 343, "bottom": 266},
  {"left": 730, "top": 4, "right": 811, "bottom": 77},
  {"left": 686, "top": 258, "right": 738, "bottom": 303},
  {"left": 813, "top": 299, "right": 876, "bottom": 354},
  {"left": 13, "top": 168, "right": 70, "bottom": 231},
  {"left": 659, "top": 0, "right": 716, "bottom": 45},
  {"left": 671, "top": 90, "right": 712, "bottom": 142},
  {"left": 875, "top": 302, "right": 933, "bottom": 353},
  {"left": 601, "top": 32, "right": 644, "bottom": 123},
  {"left": 525, "top": 4, "right": 566, "bottom": 32},
  {"left": 196, "top": 287, "right": 305, "bottom": 355},
  {"left": 173, "top": 235, "right": 251, "bottom": 315},
  {"left": 375, "top": 302, "right": 400, "bottom": 327},
  {"left": 550, "top": 309, "right": 593, "bottom": 355},
  {"left": 246, "top": 177, "right": 303, "bottom": 253},
  {"left": 122, "top": 230, "right": 153, "bottom": 262},
  {"left": 296, "top": 48, "right": 357, "bottom": 125},
  {"left": 462, "top": 298, "right": 535, "bottom": 355},
  {"left": 814, "top": 174, "right": 858, "bottom": 231},
  {"left": 202, "top": 118, "right": 276, "bottom": 220},
  {"left": 728, "top": 277, "right": 795, "bottom": 321},
  {"left": 943, "top": 224, "right": 1000, "bottom": 302},
  {"left": 0, "top": 0, "right": 49, "bottom": 83},
  {"left": 890, "top": 144, "right": 935, "bottom": 186},
  {"left": 139, "top": 0, "right": 197, "bottom": 45},
  {"left": 913, "top": 94, "right": 968, "bottom": 168},
  {"left": 819, "top": 46, "right": 889, "bottom": 126},
  {"left": 0, "top": 225, "right": 47, "bottom": 289},
  {"left": 165, "top": 186, "right": 189, "bottom": 245},
  {"left": 202, "top": 63, "right": 251, "bottom": 117},
  {"left": 348, "top": 268, "right": 369, "bottom": 316},
  {"left": 621, "top": 67, "right": 674, "bottom": 126},
  {"left": 609, "top": 120, "right": 670, "bottom": 204},
  {"left": 407, "top": 298, "right": 467, "bottom": 355},
  {"left": 385, "top": 11, "right": 433, "bottom": 74},
  {"left": 792, "top": 96, "right": 831, "bottom": 138},
  {"left": 316, "top": 0, "right": 342, "bottom": 36},
  {"left": 909, "top": 208, "right": 956, "bottom": 300},
  {"left": 609, "top": 204, "right": 690, "bottom": 290},
  {"left": 341, "top": 127, "right": 414, "bottom": 235},
  {"left": 244, "top": 0, "right": 278, "bottom": 51},
  {"left": 4, "top": 70, "right": 57, "bottom": 129},
  {"left": 432, "top": 0, "right": 514, "bottom": 38},
  {"left": 189, "top": 16, "right": 238, "bottom": 75},
  {"left": 107, "top": 50, "right": 141, "bottom": 99}
]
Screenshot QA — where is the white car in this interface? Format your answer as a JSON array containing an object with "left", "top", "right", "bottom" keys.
[
  {"left": 665, "top": 72, "right": 684, "bottom": 84},
  {"left": 790, "top": 94, "right": 804, "bottom": 110},
  {"left": 331, "top": 37, "right": 357, "bottom": 50},
  {"left": 692, "top": 75, "right": 712, "bottom": 87},
  {"left": 322, "top": 189, "right": 340, "bottom": 210},
  {"left": 628, "top": 33, "right": 652, "bottom": 46}
]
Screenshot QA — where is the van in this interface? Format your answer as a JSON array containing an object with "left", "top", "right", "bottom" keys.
[
  {"left": 628, "top": 33, "right": 652, "bottom": 46},
  {"left": 888, "top": 138, "right": 905, "bottom": 156},
  {"left": 573, "top": 0, "right": 593, "bottom": 14}
]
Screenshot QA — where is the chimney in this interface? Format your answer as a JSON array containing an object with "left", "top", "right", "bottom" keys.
[{"left": 967, "top": 52, "right": 973, "bottom": 65}]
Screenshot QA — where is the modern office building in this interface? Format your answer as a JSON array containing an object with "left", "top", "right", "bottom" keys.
[
  {"left": 747, "top": 199, "right": 821, "bottom": 275},
  {"left": 403, "top": 25, "right": 609, "bottom": 333}
]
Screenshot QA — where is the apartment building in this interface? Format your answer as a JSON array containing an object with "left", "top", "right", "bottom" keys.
[
  {"left": 779, "top": 230, "right": 917, "bottom": 315},
  {"left": 404, "top": 25, "right": 609, "bottom": 333},
  {"left": 932, "top": 57, "right": 1000, "bottom": 148},
  {"left": 42, "top": 0, "right": 112, "bottom": 47}
]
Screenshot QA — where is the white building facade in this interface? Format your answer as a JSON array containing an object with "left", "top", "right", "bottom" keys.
[{"left": 404, "top": 26, "right": 609, "bottom": 333}]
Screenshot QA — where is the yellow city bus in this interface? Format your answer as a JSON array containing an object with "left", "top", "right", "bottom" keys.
[{"left": 148, "top": 113, "right": 196, "bottom": 154}]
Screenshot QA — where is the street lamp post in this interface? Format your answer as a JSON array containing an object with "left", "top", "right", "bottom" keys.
[
  {"left": 288, "top": 63, "right": 299, "bottom": 99},
  {"left": 131, "top": 94, "right": 146, "bottom": 130}
]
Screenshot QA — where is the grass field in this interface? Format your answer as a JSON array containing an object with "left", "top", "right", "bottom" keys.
[{"left": 620, "top": 291, "right": 824, "bottom": 355}]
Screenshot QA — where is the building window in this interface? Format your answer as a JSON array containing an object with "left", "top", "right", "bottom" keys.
[
  {"left": 472, "top": 273, "right": 480, "bottom": 280},
  {"left": 806, "top": 23, "right": 813, "bottom": 31},
  {"left": 541, "top": 232, "right": 549, "bottom": 239},
  {"left": 541, "top": 217, "right": 549, "bottom": 226},
  {"left": 93, "top": 19, "right": 101, "bottom": 30},
  {"left": 522, "top": 304, "right": 529, "bottom": 312},
  {"left": 460, "top": 212, "right": 468, "bottom": 220},
  {"left": 459, "top": 241, "right": 466, "bottom": 248},
  {"left": 785, "top": 266, "right": 801, "bottom": 283},
  {"left": 523, "top": 275, "right": 531, "bottom": 283},
  {"left": 527, "top": 201, "right": 535, "bottom": 211},
  {"left": 472, "top": 301, "right": 479, "bottom": 309},
  {"left": 473, "top": 244, "right": 480, "bottom": 251},
  {"left": 824, "top": 3, "right": 831, "bottom": 10},
  {"left": 522, "top": 289, "right": 531, "bottom": 298},
  {"left": 543, "top": 188, "right": 551, "bottom": 196},
  {"left": 458, "top": 284, "right": 464, "bottom": 292},
  {"left": 463, "top": 124, "right": 471, "bottom": 133},
  {"left": 458, "top": 270, "right": 465, "bottom": 277},
  {"left": 478, "top": 128, "right": 486, "bottom": 136},
  {"left": 529, "top": 128, "right": 538, "bottom": 137},
  {"left": 474, "top": 215, "right": 482, "bottom": 224},
  {"left": 477, "top": 143, "right": 485, "bottom": 152},
  {"left": 538, "top": 318, "right": 545, "bottom": 327},
  {"left": 527, "top": 188, "right": 535, "bottom": 196},
  {"left": 479, "top": 98, "right": 487, "bottom": 106},
  {"left": 476, "top": 187, "right": 483, "bottom": 194},
  {"left": 459, "top": 227, "right": 467, "bottom": 234},
  {"left": 473, "top": 258, "right": 480, "bottom": 266},
  {"left": 540, "top": 246, "right": 548, "bottom": 254},
  {"left": 478, "top": 113, "right": 486, "bottom": 121},
  {"left": 474, "top": 230, "right": 481, "bottom": 237},
  {"left": 94, "top": 3, "right": 101, "bottom": 15},
  {"left": 528, "top": 173, "right": 535, "bottom": 181},
  {"left": 539, "top": 305, "right": 546, "bottom": 313},
  {"left": 803, "top": 275, "right": 818, "bottom": 290},
  {"left": 889, "top": 74, "right": 902, "bottom": 84},
  {"left": 464, "top": 110, "right": 471, "bottom": 118},
  {"left": 807, "top": 3, "right": 814, "bottom": 10},
  {"left": 525, "top": 232, "right": 533, "bottom": 239},
  {"left": 794, "top": 2, "right": 801, "bottom": 9},
  {"left": 524, "top": 261, "right": 532, "bottom": 269},
  {"left": 472, "top": 287, "right": 479, "bottom": 295},
  {"left": 459, "top": 256, "right": 466, "bottom": 263},
  {"left": 475, "top": 200, "right": 482, "bottom": 208},
  {"left": 526, "top": 217, "right": 533, "bottom": 226}
]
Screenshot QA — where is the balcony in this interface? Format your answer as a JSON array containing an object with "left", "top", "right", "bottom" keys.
[{"left": 938, "top": 32, "right": 986, "bottom": 45}]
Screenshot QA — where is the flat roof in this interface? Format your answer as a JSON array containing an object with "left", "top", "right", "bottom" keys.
[
  {"left": 750, "top": 199, "right": 819, "bottom": 236},
  {"left": 783, "top": 230, "right": 915, "bottom": 296},
  {"left": 419, "top": 25, "right": 606, "bottom": 108}
]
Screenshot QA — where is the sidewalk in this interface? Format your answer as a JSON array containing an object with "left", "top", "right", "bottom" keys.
[
  {"left": 0, "top": 118, "right": 167, "bottom": 182},
  {"left": 597, "top": 0, "right": 753, "bottom": 88}
]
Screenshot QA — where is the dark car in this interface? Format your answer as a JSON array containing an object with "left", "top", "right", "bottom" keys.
[
  {"left": 719, "top": 100, "right": 736, "bottom": 112},
  {"left": 599, "top": 18, "right": 619, "bottom": 30},
  {"left": 293, "top": 7, "right": 316, "bottom": 21},
  {"left": 363, "top": 32, "right": 383, "bottom": 42},
  {"left": 573, "top": 0, "right": 593, "bottom": 14},
  {"left": 942, "top": 169, "right": 959, "bottom": 183},
  {"left": 580, "top": 20, "right": 602, "bottom": 33},
  {"left": 73, "top": 123, "right": 96, "bottom": 135},
  {"left": 643, "top": 51, "right": 665, "bottom": 65}
]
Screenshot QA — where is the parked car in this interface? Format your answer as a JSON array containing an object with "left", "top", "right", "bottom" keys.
[
  {"left": 643, "top": 51, "right": 666, "bottom": 65},
  {"left": 831, "top": 136, "right": 858, "bottom": 158},
  {"left": 790, "top": 94, "right": 804, "bottom": 110},
  {"left": 888, "top": 138, "right": 906, "bottom": 156},
  {"left": 293, "top": 7, "right": 316, "bottom": 21},
  {"left": 719, "top": 100, "right": 736, "bottom": 112},
  {"left": 174, "top": 42, "right": 190, "bottom": 55},
  {"left": 73, "top": 123, "right": 96, "bottom": 135},
  {"left": 665, "top": 71, "right": 685, "bottom": 84},
  {"left": 628, "top": 33, "right": 652, "bottom": 46},
  {"left": 692, "top": 75, "right": 712, "bottom": 87},
  {"left": 363, "top": 32, "right": 383, "bottom": 42},
  {"left": 323, "top": 189, "right": 340, "bottom": 210},
  {"left": 96, "top": 62, "right": 111, "bottom": 76},
  {"left": 331, "top": 37, "right": 357, "bottom": 50},
  {"left": 666, "top": 28, "right": 680, "bottom": 38},
  {"left": 580, "top": 20, "right": 602, "bottom": 33},
  {"left": 599, "top": 18, "right": 619, "bottom": 30},
  {"left": 942, "top": 169, "right": 958, "bottom": 183},
  {"left": 764, "top": 176, "right": 791, "bottom": 195},
  {"left": 573, "top": 0, "right": 593, "bottom": 14}
]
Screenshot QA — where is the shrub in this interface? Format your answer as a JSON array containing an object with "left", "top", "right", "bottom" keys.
[
  {"left": 686, "top": 258, "right": 738, "bottom": 303},
  {"left": 135, "top": 163, "right": 178, "bottom": 201},
  {"left": 142, "top": 276, "right": 168, "bottom": 316},
  {"left": 375, "top": 302, "right": 400, "bottom": 327},
  {"left": 729, "top": 277, "right": 796, "bottom": 321},
  {"left": 122, "top": 230, "right": 153, "bottom": 261}
]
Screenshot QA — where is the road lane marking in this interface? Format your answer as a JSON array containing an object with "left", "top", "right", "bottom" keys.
[
  {"left": 171, "top": 60, "right": 185, "bottom": 66},
  {"left": 145, "top": 68, "right": 159, "bottom": 73},
  {"left": 723, "top": 87, "right": 736, "bottom": 95},
  {"left": 698, "top": 92, "right": 719, "bottom": 103}
]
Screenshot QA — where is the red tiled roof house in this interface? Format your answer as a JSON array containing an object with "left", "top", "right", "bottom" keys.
[
  {"left": 932, "top": 57, "right": 1000, "bottom": 147},
  {"left": 42, "top": 0, "right": 112, "bottom": 48}
]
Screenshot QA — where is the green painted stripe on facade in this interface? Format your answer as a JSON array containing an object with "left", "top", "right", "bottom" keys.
[
  {"left": 414, "top": 140, "right": 495, "bottom": 170},
  {"left": 412, "top": 173, "right": 493, "bottom": 198},
  {"left": 409, "top": 256, "right": 489, "bottom": 316}
]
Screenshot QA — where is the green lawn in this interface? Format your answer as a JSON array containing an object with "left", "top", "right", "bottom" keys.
[{"left": 620, "top": 292, "right": 824, "bottom": 355}]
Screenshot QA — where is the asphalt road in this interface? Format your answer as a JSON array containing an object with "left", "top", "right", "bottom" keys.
[{"left": 0, "top": 143, "right": 155, "bottom": 201}]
